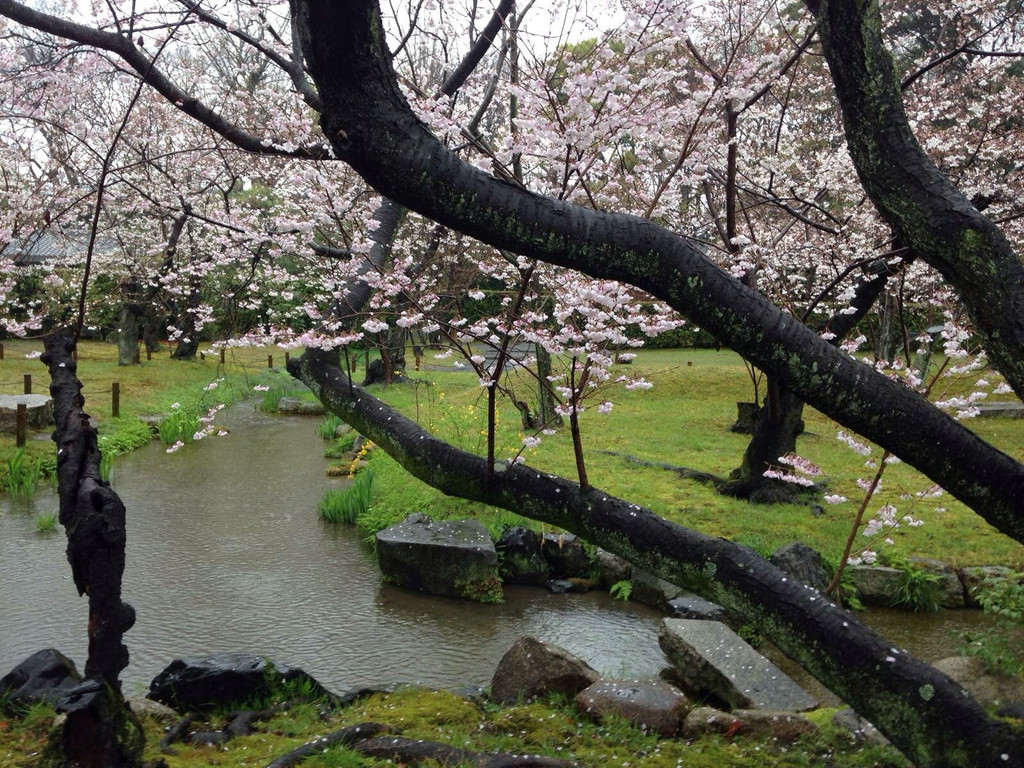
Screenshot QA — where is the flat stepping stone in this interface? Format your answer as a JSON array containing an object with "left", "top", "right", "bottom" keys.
[
  {"left": 375, "top": 516, "right": 501, "bottom": 602},
  {"left": 975, "top": 401, "right": 1024, "bottom": 418},
  {"left": 576, "top": 679, "right": 690, "bottom": 736},
  {"left": 659, "top": 619, "right": 817, "bottom": 711},
  {"left": 666, "top": 593, "right": 729, "bottom": 621},
  {"left": 276, "top": 397, "right": 324, "bottom": 415}
]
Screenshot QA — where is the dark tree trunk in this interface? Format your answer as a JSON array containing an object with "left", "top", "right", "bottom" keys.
[
  {"left": 116, "top": 305, "right": 141, "bottom": 366},
  {"left": 40, "top": 333, "right": 143, "bottom": 767},
  {"left": 720, "top": 383, "right": 808, "bottom": 503}
]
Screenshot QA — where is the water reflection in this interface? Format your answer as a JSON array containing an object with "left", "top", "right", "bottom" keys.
[{"left": 0, "top": 402, "right": 667, "bottom": 693}]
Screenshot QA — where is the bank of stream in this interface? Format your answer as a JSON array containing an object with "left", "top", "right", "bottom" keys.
[{"left": 0, "top": 401, "right": 995, "bottom": 698}]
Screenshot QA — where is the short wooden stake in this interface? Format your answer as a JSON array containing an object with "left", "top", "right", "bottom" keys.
[
  {"left": 0, "top": 342, "right": 5, "bottom": 360},
  {"left": 112, "top": 382, "right": 120, "bottom": 418},
  {"left": 16, "top": 403, "right": 27, "bottom": 447},
  {"left": 268, "top": 354, "right": 273, "bottom": 369},
  {"left": 23, "top": 373, "right": 31, "bottom": 394},
  {"left": 146, "top": 347, "right": 152, "bottom": 361},
  {"left": 220, "top": 348, "right": 226, "bottom": 364},
  {"left": 284, "top": 351, "right": 290, "bottom": 367}
]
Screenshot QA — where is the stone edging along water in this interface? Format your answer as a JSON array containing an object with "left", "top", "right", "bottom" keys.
[{"left": 371, "top": 514, "right": 1016, "bottom": 614}]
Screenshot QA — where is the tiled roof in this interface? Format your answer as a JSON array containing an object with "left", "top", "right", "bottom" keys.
[{"left": 4, "top": 229, "right": 120, "bottom": 266}]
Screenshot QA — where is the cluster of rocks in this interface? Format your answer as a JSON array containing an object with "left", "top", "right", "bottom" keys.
[{"left": 0, "top": 394, "right": 53, "bottom": 434}]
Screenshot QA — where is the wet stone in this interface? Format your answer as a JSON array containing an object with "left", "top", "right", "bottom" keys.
[
  {"left": 0, "top": 394, "right": 54, "bottom": 432},
  {"left": 576, "top": 679, "right": 690, "bottom": 736},
  {"left": 666, "top": 593, "right": 729, "bottom": 622},
  {"left": 490, "top": 635, "right": 599, "bottom": 704},
  {"left": 0, "top": 649, "right": 81, "bottom": 707},
  {"left": 683, "top": 706, "right": 817, "bottom": 742},
  {"left": 658, "top": 619, "right": 817, "bottom": 711},
  {"left": 496, "top": 526, "right": 550, "bottom": 586},
  {"left": 376, "top": 516, "right": 501, "bottom": 602}
]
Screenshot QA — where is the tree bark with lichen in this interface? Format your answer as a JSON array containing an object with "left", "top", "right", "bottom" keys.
[{"left": 40, "top": 333, "right": 143, "bottom": 768}]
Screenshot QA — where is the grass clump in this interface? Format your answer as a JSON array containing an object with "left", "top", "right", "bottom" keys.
[
  {"left": 156, "top": 408, "right": 201, "bottom": 445},
  {"left": 317, "top": 414, "right": 345, "bottom": 439},
  {"left": 882, "top": 555, "right": 942, "bottom": 613},
  {"left": 2, "top": 449, "right": 45, "bottom": 502},
  {"left": 318, "top": 468, "right": 375, "bottom": 524},
  {"left": 34, "top": 510, "right": 58, "bottom": 533}
]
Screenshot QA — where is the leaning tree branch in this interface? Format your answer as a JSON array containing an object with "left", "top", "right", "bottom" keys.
[
  {"left": 290, "top": 0, "right": 1024, "bottom": 543},
  {"left": 809, "top": 0, "right": 1024, "bottom": 398},
  {"left": 292, "top": 350, "right": 1019, "bottom": 768}
]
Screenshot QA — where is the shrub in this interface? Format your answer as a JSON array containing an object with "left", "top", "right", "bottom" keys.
[
  {"left": 610, "top": 580, "right": 633, "bottom": 601},
  {"left": 318, "top": 468, "right": 375, "bottom": 524},
  {"left": 958, "top": 571, "right": 1024, "bottom": 676}
]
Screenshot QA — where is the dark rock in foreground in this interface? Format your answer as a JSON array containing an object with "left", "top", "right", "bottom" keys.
[
  {"left": 541, "top": 533, "right": 591, "bottom": 578},
  {"left": 490, "top": 636, "right": 599, "bottom": 704},
  {"left": 376, "top": 515, "right": 502, "bottom": 602},
  {"left": 659, "top": 619, "right": 817, "bottom": 711},
  {"left": 148, "top": 653, "right": 332, "bottom": 711},
  {"left": 576, "top": 679, "right": 690, "bottom": 736},
  {"left": 0, "top": 649, "right": 82, "bottom": 707}
]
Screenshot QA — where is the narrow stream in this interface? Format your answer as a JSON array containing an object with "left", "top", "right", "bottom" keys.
[
  {"left": 1, "top": 402, "right": 667, "bottom": 695},
  {"left": 0, "top": 402, "right": 995, "bottom": 698}
]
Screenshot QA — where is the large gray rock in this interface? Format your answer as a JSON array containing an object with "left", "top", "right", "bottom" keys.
[
  {"left": 496, "top": 526, "right": 550, "bottom": 586},
  {"left": 847, "top": 560, "right": 964, "bottom": 608},
  {"left": 682, "top": 706, "right": 816, "bottom": 742},
  {"left": 148, "top": 653, "right": 331, "bottom": 711},
  {"left": 631, "top": 568, "right": 685, "bottom": 609},
  {"left": 845, "top": 565, "right": 903, "bottom": 606},
  {"left": 593, "top": 548, "right": 631, "bottom": 589},
  {"left": 490, "top": 636, "right": 599, "bottom": 704},
  {"left": 0, "top": 394, "right": 54, "bottom": 433},
  {"left": 658, "top": 619, "right": 817, "bottom": 711},
  {"left": 958, "top": 566, "right": 1014, "bottom": 608},
  {"left": 666, "top": 593, "right": 729, "bottom": 622},
  {"left": 0, "top": 649, "right": 81, "bottom": 707},
  {"left": 376, "top": 516, "right": 502, "bottom": 602},
  {"left": 575, "top": 680, "right": 689, "bottom": 736},
  {"left": 541, "top": 533, "right": 591, "bottom": 578},
  {"left": 770, "top": 542, "right": 829, "bottom": 593},
  {"left": 276, "top": 397, "right": 324, "bottom": 415},
  {"left": 932, "top": 656, "right": 1024, "bottom": 709}
]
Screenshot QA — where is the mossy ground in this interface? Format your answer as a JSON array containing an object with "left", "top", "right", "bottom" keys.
[{"left": 0, "top": 689, "right": 908, "bottom": 768}]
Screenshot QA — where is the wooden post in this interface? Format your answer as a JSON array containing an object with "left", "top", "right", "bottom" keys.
[
  {"left": 0, "top": 342, "right": 4, "bottom": 360},
  {"left": 16, "top": 403, "right": 26, "bottom": 447},
  {"left": 146, "top": 347, "right": 152, "bottom": 361},
  {"left": 268, "top": 354, "right": 273, "bottom": 369},
  {"left": 220, "top": 348, "right": 226, "bottom": 364},
  {"left": 111, "top": 382, "right": 120, "bottom": 418},
  {"left": 200, "top": 352, "right": 205, "bottom": 361},
  {"left": 23, "top": 373, "right": 31, "bottom": 394},
  {"left": 285, "top": 351, "right": 290, "bottom": 367}
]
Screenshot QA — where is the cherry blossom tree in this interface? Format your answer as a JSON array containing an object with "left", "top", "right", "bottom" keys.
[{"left": 2, "top": 1, "right": 1024, "bottom": 765}]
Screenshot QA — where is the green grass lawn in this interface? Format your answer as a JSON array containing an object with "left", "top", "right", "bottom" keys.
[
  {"left": 362, "top": 348, "right": 1023, "bottom": 569},
  {"left": 2, "top": 340, "right": 1021, "bottom": 567}
]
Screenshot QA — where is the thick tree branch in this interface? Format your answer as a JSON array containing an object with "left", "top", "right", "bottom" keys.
[
  {"left": 810, "top": 0, "right": 1024, "bottom": 397},
  {"left": 293, "top": 350, "right": 1020, "bottom": 768},
  {"left": 290, "top": 0, "right": 1024, "bottom": 543}
]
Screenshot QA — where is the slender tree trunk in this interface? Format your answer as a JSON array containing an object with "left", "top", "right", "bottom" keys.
[{"left": 40, "top": 333, "right": 143, "bottom": 767}]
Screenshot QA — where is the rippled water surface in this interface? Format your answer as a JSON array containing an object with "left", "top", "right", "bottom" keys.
[{"left": 1, "top": 403, "right": 667, "bottom": 693}]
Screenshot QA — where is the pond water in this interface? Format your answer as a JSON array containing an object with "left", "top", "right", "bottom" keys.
[{"left": 0, "top": 402, "right": 996, "bottom": 698}]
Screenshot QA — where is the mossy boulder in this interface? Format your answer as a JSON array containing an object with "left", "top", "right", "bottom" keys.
[{"left": 376, "top": 515, "right": 502, "bottom": 603}]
